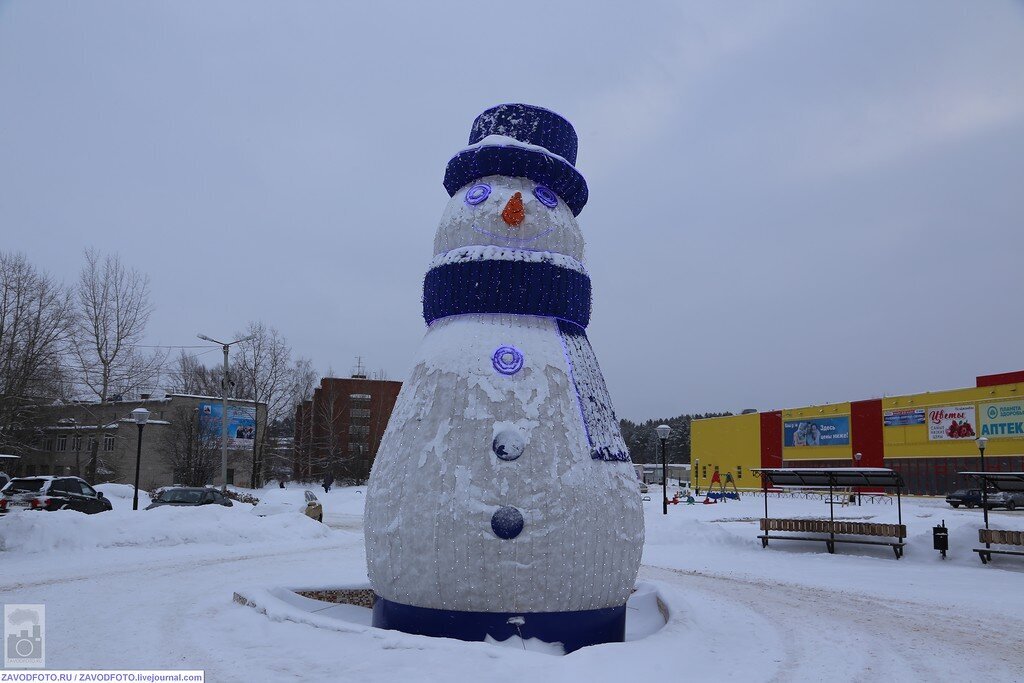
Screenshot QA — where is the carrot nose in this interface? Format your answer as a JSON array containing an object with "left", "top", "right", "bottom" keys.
[{"left": 502, "top": 192, "right": 525, "bottom": 227}]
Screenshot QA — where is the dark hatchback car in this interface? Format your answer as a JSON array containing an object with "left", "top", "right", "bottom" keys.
[
  {"left": 946, "top": 489, "right": 985, "bottom": 508},
  {"left": 146, "top": 487, "right": 233, "bottom": 510},
  {"left": 0, "top": 476, "right": 112, "bottom": 514}
]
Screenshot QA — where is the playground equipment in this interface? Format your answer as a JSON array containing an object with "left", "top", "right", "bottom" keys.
[
  {"left": 703, "top": 471, "right": 741, "bottom": 503},
  {"left": 665, "top": 489, "right": 697, "bottom": 505}
]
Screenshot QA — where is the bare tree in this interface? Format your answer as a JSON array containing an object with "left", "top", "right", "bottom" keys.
[
  {"left": 0, "top": 252, "right": 73, "bottom": 451},
  {"left": 291, "top": 357, "right": 318, "bottom": 410},
  {"left": 72, "top": 249, "right": 163, "bottom": 403},
  {"left": 162, "top": 405, "right": 219, "bottom": 486},
  {"left": 231, "top": 322, "right": 315, "bottom": 487},
  {"left": 310, "top": 376, "right": 348, "bottom": 480},
  {"left": 168, "top": 350, "right": 220, "bottom": 396}
]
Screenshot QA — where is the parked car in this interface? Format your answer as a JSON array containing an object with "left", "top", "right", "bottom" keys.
[
  {"left": 946, "top": 489, "right": 984, "bottom": 508},
  {"left": 639, "top": 482, "right": 649, "bottom": 494},
  {"left": 944, "top": 488, "right": 1020, "bottom": 509},
  {"left": 985, "top": 490, "right": 1024, "bottom": 511},
  {"left": 251, "top": 489, "right": 323, "bottom": 522},
  {"left": 146, "top": 487, "right": 233, "bottom": 510},
  {"left": 0, "top": 476, "right": 112, "bottom": 514}
]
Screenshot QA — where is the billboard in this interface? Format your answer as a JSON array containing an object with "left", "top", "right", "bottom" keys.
[
  {"left": 784, "top": 417, "right": 850, "bottom": 447},
  {"left": 980, "top": 400, "right": 1024, "bottom": 439},
  {"left": 199, "top": 403, "right": 256, "bottom": 449},
  {"left": 927, "top": 405, "right": 976, "bottom": 441},
  {"left": 883, "top": 408, "right": 926, "bottom": 427}
]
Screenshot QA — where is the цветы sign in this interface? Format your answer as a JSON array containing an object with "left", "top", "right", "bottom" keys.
[{"left": 927, "top": 405, "right": 976, "bottom": 441}]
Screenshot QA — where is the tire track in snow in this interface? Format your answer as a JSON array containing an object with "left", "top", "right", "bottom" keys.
[
  {"left": 0, "top": 538, "right": 359, "bottom": 593},
  {"left": 641, "top": 564, "right": 1024, "bottom": 681}
]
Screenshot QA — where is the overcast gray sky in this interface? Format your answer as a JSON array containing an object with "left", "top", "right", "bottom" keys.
[{"left": 1, "top": 1, "right": 1022, "bottom": 420}]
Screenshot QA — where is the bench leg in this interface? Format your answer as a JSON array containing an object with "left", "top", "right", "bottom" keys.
[
  {"left": 979, "top": 552, "right": 990, "bottom": 565},
  {"left": 893, "top": 545, "right": 903, "bottom": 560},
  {"left": 761, "top": 537, "right": 769, "bottom": 548},
  {"left": 826, "top": 540, "right": 835, "bottom": 554}
]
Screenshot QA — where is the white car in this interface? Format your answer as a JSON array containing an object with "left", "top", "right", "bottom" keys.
[{"left": 251, "top": 489, "right": 323, "bottom": 522}]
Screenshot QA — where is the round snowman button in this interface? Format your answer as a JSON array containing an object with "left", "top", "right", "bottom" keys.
[{"left": 492, "top": 428, "right": 526, "bottom": 461}]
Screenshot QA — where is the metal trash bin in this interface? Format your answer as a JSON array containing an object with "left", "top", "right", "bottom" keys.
[{"left": 933, "top": 521, "right": 948, "bottom": 558}]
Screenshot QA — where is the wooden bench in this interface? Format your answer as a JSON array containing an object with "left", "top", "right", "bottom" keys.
[
  {"left": 759, "top": 518, "right": 907, "bottom": 558},
  {"left": 975, "top": 529, "right": 1024, "bottom": 564}
]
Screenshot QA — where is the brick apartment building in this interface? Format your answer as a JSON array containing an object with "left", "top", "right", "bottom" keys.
[{"left": 294, "top": 375, "right": 402, "bottom": 484}]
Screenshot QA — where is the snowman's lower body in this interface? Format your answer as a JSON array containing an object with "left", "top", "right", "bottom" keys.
[
  {"left": 364, "top": 314, "right": 644, "bottom": 652},
  {"left": 371, "top": 597, "right": 627, "bottom": 652}
]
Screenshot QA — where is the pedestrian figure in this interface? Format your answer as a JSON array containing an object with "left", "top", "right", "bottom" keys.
[{"left": 323, "top": 470, "right": 335, "bottom": 493}]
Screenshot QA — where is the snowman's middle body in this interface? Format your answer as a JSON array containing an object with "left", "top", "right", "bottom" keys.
[{"left": 365, "top": 172, "right": 644, "bottom": 650}]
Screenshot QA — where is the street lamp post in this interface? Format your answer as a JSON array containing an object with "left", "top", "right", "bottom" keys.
[
  {"left": 854, "top": 453, "right": 863, "bottom": 505},
  {"left": 694, "top": 458, "right": 700, "bottom": 496},
  {"left": 656, "top": 424, "right": 671, "bottom": 515},
  {"left": 131, "top": 407, "right": 150, "bottom": 511},
  {"left": 198, "top": 333, "right": 255, "bottom": 492},
  {"left": 977, "top": 436, "right": 989, "bottom": 533}
]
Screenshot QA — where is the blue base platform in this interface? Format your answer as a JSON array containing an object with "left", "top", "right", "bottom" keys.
[{"left": 371, "top": 596, "right": 627, "bottom": 653}]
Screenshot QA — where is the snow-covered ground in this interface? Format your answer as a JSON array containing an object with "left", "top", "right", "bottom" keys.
[{"left": 2, "top": 484, "right": 1023, "bottom": 681}]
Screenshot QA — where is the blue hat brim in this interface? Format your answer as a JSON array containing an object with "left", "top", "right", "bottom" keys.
[{"left": 444, "top": 144, "right": 588, "bottom": 216}]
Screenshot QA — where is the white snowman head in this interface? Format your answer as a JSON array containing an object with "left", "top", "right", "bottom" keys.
[
  {"left": 434, "top": 174, "right": 584, "bottom": 262},
  {"left": 436, "top": 104, "right": 590, "bottom": 263}
]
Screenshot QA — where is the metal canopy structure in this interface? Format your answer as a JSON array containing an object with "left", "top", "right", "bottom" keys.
[
  {"left": 753, "top": 467, "right": 905, "bottom": 489},
  {"left": 959, "top": 472, "right": 1024, "bottom": 562},
  {"left": 959, "top": 472, "right": 1024, "bottom": 493},
  {"left": 753, "top": 467, "right": 906, "bottom": 558}
]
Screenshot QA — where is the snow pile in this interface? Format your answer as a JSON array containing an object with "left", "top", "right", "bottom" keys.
[
  {"left": 0, "top": 504, "right": 335, "bottom": 554},
  {"left": 483, "top": 635, "right": 565, "bottom": 655},
  {"left": 95, "top": 482, "right": 151, "bottom": 508},
  {"left": 256, "top": 485, "right": 358, "bottom": 513}
]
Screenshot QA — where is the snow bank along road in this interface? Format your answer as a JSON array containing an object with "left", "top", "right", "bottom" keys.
[{"left": 2, "top": 488, "right": 1023, "bottom": 681}]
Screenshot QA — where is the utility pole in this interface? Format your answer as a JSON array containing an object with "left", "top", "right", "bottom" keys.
[
  {"left": 221, "top": 343, "right": 229, "bottom": 492},
  {"left": 198, "top": 333, "right": 255, "bottom": 492}
]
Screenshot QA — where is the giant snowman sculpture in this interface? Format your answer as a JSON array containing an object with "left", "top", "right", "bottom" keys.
[{"left": 365, "top": 103, "right": 643, "bottom": 653}]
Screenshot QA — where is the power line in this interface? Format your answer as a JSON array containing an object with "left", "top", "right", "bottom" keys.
[{"left": 132, "top": 345, "right": 216, "bottom": 349}]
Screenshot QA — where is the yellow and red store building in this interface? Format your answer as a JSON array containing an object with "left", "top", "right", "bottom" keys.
[{"left": 691, "top": 371, "right": 1024, "bottom": 495}]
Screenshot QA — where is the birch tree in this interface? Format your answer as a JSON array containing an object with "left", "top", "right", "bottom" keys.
[
  {"left": 72, "top": 249, "right": 162, "bottom": 402},
  {"left": 0, "top": 252, "right": 72, "bottom": 450}
]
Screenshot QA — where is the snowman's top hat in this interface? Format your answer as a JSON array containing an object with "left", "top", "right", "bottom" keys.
[{"left": 443, "top": 103, "right": 589, "bottom": 216}]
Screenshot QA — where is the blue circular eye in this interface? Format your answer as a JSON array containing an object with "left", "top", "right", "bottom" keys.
[
  {"left": 465, "top": 183, "right": 491, "bottom": 206},
  {"left": 533, "top": 185, "right": 558, "bottom": 209}
]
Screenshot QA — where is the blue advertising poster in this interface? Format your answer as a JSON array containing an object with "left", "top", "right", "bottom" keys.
[
  {"left": 883, "top": 408, "right": 926, "bottom": 427},
  {"left": 784, "top": 417, "right": 850, "bottom": 447},
  {"left": 199, "top": 403, "right": 256, "bottom": 449}
]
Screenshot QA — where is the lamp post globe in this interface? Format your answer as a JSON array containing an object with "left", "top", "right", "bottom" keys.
[
  {"left": 131, "top": 407, "right": 150, "bottom": 511},
  {"left": 656, "top": 425, "right": 671, "bottom": 515}
]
